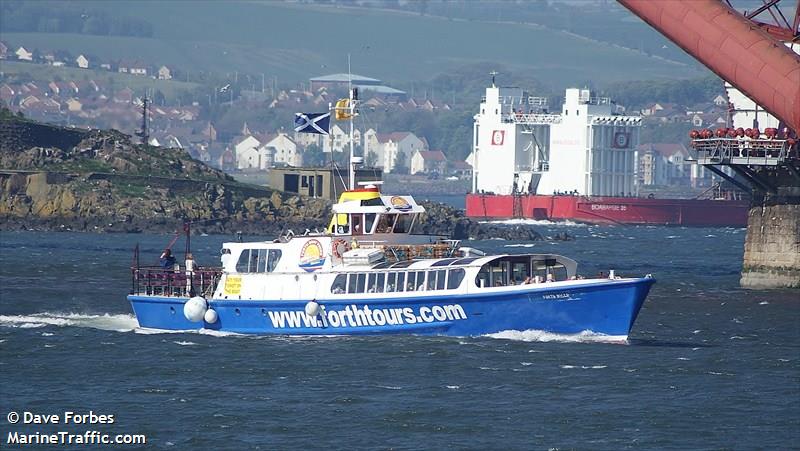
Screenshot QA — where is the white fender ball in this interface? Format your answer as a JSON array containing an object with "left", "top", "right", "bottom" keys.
[
  {"left": 304, "top": 301, "right": 320, "bottom": 317},
  {"left": 184, "top": 296, "right": 207, "bottom": 322},
  {"left": 204, "top": 308, "right": 218, "bottom": 324}
]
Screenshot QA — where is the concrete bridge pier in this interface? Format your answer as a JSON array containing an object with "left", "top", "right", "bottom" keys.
[{"left": 740, "top": 172, "right": 800, "bottom": 289}]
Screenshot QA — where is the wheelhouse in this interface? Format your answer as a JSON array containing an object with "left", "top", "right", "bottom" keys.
[{"left": 328, "top": 195, "right": 424, "bottom": 237}]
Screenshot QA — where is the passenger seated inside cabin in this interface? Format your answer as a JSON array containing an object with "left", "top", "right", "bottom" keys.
[
  {"left": 546, "top": 273, "right": 554, "bottom": 283},
  {"left": 495, "top": 280, "right": 504, "bottom": 287},
  {"left": 331, "top": 278, "right": 346, "bottom": 294},
  {"left": 376, "top": 214, "right": 396, "bottom": 233},
  {"left": 523, "top": 276, "right": 533, "bottom": 284},
  {"left": 407, "top": 283, "right": 415, "bottom": 292}
]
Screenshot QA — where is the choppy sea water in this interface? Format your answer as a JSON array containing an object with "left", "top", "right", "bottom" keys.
[{"left": 1, "top": 225, "right": 798, "bottom": 449}]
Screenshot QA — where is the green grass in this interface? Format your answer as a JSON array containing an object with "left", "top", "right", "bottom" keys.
[
  {"left": 1, "top": 1, "right": 706, "bottom": 89},
  {"left": 0, "top": 60, "right": 200, "bottom": 100}
]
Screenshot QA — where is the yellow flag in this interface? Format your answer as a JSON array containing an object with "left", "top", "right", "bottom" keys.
[{"left": 335, "top": 99, "right": 352, "bottom": 120}]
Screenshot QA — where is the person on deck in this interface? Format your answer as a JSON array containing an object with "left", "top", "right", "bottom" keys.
[
  {"left": 185, "top": 253, "right": 197, "bottom": 295},
  {"left": 160, "top": 249, "right": 176, "bottom": 269}
]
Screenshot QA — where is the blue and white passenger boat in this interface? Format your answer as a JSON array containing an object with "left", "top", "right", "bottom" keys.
[
  {"left": 128, "top": 183, "right": 654, "bottom": 339},
  {"left": 127, "top": 86, "right": 655, "bottom": 339}
]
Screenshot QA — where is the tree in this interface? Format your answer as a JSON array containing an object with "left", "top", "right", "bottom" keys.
[{"left": 393, "top": 151, "right": 409, "bottom": 175}]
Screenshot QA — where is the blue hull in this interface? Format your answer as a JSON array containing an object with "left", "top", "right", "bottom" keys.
[{"left": 128, "top": 278, "right": 654, "bottom": 337}]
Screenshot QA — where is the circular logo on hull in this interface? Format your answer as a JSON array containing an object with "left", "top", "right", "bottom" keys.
[{"left": 299, "top": 239, "right": 326, "bottom": 272}]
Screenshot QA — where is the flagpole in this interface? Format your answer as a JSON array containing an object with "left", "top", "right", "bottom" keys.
[{"left": 348, "top": 54, "right": 355, "bottom": 191}]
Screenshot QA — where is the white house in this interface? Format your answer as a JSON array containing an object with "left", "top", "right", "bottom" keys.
[
  {"left": 15, "top": 47, "right": 33, "bottom": 61},
  {"left": 323, "top": 124, "right": 360, "bottom": 153},
  {"left": 76, "top": 54, "right": 89, "bottom": 69},
  {"left": 375, "top": 132, "right": 427, "bottom": 173},
  {"left": 411, "top": 150, "right": 447, "bottom": 175},
  {"left": 234, "top": 135, "right": 262, "bottom": 170},
  {"left": 158, "top": 66, "right": 172, "bottom": 80},
  {"left": 263, "top": 132, "right": 300, "bottom": 167}
]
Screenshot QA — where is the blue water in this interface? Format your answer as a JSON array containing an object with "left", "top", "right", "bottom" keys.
[{"left": 1, "top": 224, "right": 798, "bottom": 449}]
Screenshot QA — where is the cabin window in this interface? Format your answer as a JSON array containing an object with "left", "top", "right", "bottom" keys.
[
  {"left": 447, "top": 269, "right": 465, "bottom": 289},
  {"left": 436, "top": 270, "right": 447, "bottom": 290},
  {"left": 301, "top": 176, "right": 309, "bottom": 188},
  {"left": 406, "top": 272, "right": 416, "bottom": 292},
  {"left": 364, "top": 213, "right": 377, "bottom": 234},
  {"left": 256, "top": 249, "right": 268, "bottom": 273},
  {"left": 267, "top": 250, "right": 281, "bottom": 272},
  {"left": 511, "top": 261, "right": 528, "bottom": 285},
  {"left": 375, "top": 273, "right": 385, "bottom": 293},
  {"left": 394, "top": 215, "right": 413, "bottom": 233},
  {"left": 367, "top": 273, "right": 380, "bottom": 293},
  {"left": 476, "top": 266, "right": 490, "bottom": 288},
  {"left": 376, "top": 214, "right": 396, "bottom": 233},
  {"left": 396, "top": 272, "right": 406, "bottom": 292},
  {"left": 476, "top": 260, "right": 509, "bottom": 287},
  {"left": 331, "top": 274, "right": 346, "bottom": 294},
  {"left": 532, "top": 259, "right": 568, "bottom": 282},
  {"left": 356, "top": 273, "right": 366, "bottom": 293},
  {"left": 236, "top": 250, "right": 251, "bottom": 272},
  {"left": 386, "top": 272, "right": 397, "bottom": 292},
  {"left": 427, "top": 271, "right": 437, "bottom": 291},
  {"left": 234, "top": 249, "right": 280, "bottom": 273},
  {"left": 347, "top": 274, "right": 358, "bottom": 294},
  {"left": 415, "top": 271, "right": 427, "bottom": 291},
  {"left": 352, "top": 215, "right": 364, "bottom": 235}
]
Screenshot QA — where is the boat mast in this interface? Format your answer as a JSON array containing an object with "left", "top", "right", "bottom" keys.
[{"left": 348, "top": 55, "right": 356, "bottom": 190}]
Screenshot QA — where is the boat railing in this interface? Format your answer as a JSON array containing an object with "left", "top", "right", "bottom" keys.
[
  {"left": 130, "top": 266, "right": 223, "bottom": 298},
  {"left": 351, "top": 239, "right": 462, "bottom": 263}
]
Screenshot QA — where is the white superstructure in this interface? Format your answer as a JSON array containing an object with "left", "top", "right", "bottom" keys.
[{"left": 472, "top": 82, "right": 642, "bottom": 196}]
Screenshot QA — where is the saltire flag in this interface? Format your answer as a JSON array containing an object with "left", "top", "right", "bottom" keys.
[
  {"left": 335, "top": 99, "right": 352, "bottom": 120},
  {"left": 294, "top": 112, "right": 330, "bottom": 135}
]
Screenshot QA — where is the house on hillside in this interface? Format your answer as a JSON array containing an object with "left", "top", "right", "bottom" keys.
[
  {"left": 15, "top": 47, "right": 33, "bottom": 61},
  {"left": 234, "top": 135, "right": 262, "bottom": 170},
  {"left": 158, "top": 66, "right": 172, "bottom": 80},
  {"left": 374, "top": 132, "right": 427, "bottom": 173},
  {"left": 262, "top": 132, "right": 299, "bottom": 167},
  {"left": 712, "top": 94, "right": 727, "bottom": 107},
  {"left": 76, "top": 54, "right": 89, "bottom": 69},
  {"left": 411, "top": 150, "right": 447, "bottom": 175},
  {"left": 324, "top": 124, "right": 360, "bottom": 153}
]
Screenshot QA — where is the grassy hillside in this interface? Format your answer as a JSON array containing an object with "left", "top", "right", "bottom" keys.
[{"left": 1, "top": 1, "right": 707, "bottom": 89}]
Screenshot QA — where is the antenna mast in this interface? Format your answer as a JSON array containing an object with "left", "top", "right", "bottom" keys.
[
  {"left": 347, "top": 55, "right": 358, "bottom": 190},
  {"left": 138, "top": 94, "right": 150, "bottom": 145}
]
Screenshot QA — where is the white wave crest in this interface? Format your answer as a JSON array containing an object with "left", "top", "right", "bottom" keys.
[
  {"left": 485, "top": 329, "right": 627, "bottom": 344},
  {"left": 172, "top": 341, "right": 198, "bottom": 346},
  {"left": 479, "top": 219, "right": 586, "bottom": 227},
  {"left": 0, "top": 313, "right": 139, "bottom": 332}
]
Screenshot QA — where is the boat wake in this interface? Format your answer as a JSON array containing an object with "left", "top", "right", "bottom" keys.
[
  {"left": 480, "top": 219, "right": 586, "bottom": 227},
  {"left": 485, "top": 329, "right": 628, "bottom": 344},
  {"left": 0, "top": 312, "right": 139, "bottom": 332}
]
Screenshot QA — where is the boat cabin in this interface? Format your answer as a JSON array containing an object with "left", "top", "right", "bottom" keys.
[{"left": 327, "top": 192, "right": 424, "bottom": 238}]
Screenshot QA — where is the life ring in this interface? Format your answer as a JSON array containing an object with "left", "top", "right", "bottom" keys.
[{"left": 332, "top": 238, "right": 350, "bottom": 259}]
